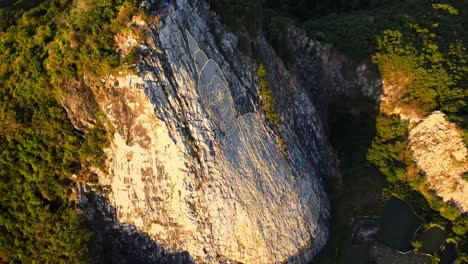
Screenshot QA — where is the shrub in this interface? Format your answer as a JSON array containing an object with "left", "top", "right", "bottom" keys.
[
  {"left": 257, "top": 63, "right": 280, "bottom": 126},
  {"left": 412, "top": 240, "right": 422, "bottom": 253}
]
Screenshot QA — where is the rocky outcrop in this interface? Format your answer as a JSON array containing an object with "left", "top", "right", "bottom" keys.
[
  {"left": 408, "top": 112, "right": 468, "bottom": 212},
  {"left": 61, "top": 79, "right": 101, "bottom": 132},
  {"left": 368, "top": 34, "right": 468, "bottom": 213},
  {"left": 380, "top": 74, "right": 468, "bottom": 213},
  {"left": 81, "top": 0, "right": 334, "bottom": 263},
  {"left": 286, "top": 27, "right": 382, "bottom": 104}
]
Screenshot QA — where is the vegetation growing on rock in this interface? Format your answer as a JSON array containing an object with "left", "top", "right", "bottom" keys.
[
  {"left": 256, "top": 63, "right": 288, "bottom": 155},
  {"left": 257, "top": 63, "right": 280, "bottom": 126}
]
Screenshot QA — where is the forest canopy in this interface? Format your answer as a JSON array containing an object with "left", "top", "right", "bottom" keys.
[{"left": 0, "top": 0, "right": 139, "bottom": 262}]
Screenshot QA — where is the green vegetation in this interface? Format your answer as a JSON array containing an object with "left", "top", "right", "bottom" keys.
[
  {"left": 364, "top": 3, "right": 467, "bottom": 260},
  {"left": 257, "top": 64, "right": 280, "bottom": 126},
  {"left": 304, "top": 0, "right": 467, "bottom": 131},
  {"left": 207, "top": 0, "right": 261, "bottom": 34},
  {"left": 412, "top": 240, "right": 422, "bottom": 253},
  {"left": 302, "top": 5, "right": 404, "bottom": 60},
  {"left": 367, "top": 114, "right": 409, "bottom": 182},
  {"left": 0, "top": 0, "right": 141, "bottom": 262},
  {"left": 258, "top": 0, "right": 468, "bottom": 262},
  {"left": 431, "top": 254, "right": 441, "bottom": 264},
  {"left": 303, "top": 1, "right": 467, "bottom": 61},
  {"left": 268, "top": 0, "right": 393, "bottom": 20},
  {"left": 298, "top": 0, "right": 467, "bottom": 261},
  {"left": 207, "top": 0, "right": 262, "bottom": 54},
  {"left": 257, "top": 63, "right": 288, "bottom": 154},
  {"left": 262, "top": 14, "right": 293, "bottom": 62},
  {"left": 373, "top": 24, "right": 467, "bottom": 125}
]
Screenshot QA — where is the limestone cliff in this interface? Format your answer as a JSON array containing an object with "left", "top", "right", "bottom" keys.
[
  {"left": 76, "top": 0, "right": 335, "bottom": 263},
  {"left": 408, "top": 112, "right": 468, "bottom": 213}
]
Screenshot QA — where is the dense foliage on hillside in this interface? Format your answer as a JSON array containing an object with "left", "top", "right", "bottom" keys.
[
  {"left": 0, "top": 0, "right": 139, "bottom": 262},
  {"left": 367, "top": 4, "right": 467, "bottom": 254},
  {"left": 305, "top": 1, "right": 467, "bottom": 261},
  {"left": 372, "top": 5, "right": 467, "bottom": 122}
]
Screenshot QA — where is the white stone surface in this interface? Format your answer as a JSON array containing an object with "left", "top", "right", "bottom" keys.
[
  {"left": 90, "top": 1, "right": 330, "bottom": 263},
  {"left": 409, "top": 111, "right": 468, "bottom": 212}
]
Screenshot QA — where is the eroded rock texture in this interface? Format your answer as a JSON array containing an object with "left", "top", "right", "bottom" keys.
[
  {"left": 409, "top": 112, "right": 468, "bottom": 213},
  {"left": 86, "top": 0, "right": 333, "bottom": 263}
]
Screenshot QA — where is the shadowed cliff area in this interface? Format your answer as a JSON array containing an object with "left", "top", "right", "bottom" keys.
[
  {"left": 312, "top": 80, "right": 385, "bottom": 263},
  {"left": 0, "top": 0, "right": 42, "bottom": 9},
  {"left": 78, "top": 188, "right": 194, "bottom": 264}
]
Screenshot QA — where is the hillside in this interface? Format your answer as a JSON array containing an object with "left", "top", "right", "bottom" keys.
[{"left": 0, "top": 0, "right": 466, "bottom": 263}]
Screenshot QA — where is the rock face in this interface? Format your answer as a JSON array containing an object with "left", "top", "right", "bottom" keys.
[
  {"left": 286, "top": 27, "right": 382, "bottom": 105},
  {"left": 408, "top": 112, "right": 468, "bottom": 212},
  {"left": 85, "top": 0, "right": 333, "bottom": 263}
]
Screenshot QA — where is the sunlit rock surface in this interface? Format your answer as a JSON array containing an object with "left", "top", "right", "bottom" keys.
[
  {"left": 88, "top": 0, "right": 331, "bottom": 263},
  {"left": 409, "top": 111, "right": 468, "bottom": 212}
]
